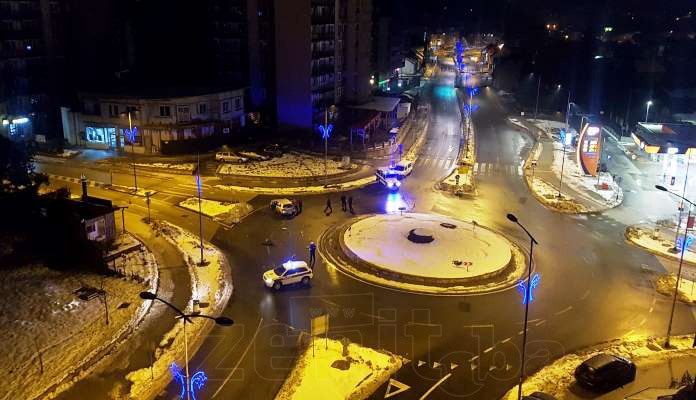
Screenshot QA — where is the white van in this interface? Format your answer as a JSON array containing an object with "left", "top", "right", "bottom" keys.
[
  {"left": 389, "top": 160, "right": 414, "bottom": 179},
  {"left": 376, "top": 168, "right": 401, "bottom": 191}
]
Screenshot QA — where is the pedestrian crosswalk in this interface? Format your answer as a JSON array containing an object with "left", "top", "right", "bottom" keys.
[
  {"left": 416, "top": 157, "right": 457, "bottom": 169},
  {"left": 473, "top": 162, "right": 524, "bottom": 177}
]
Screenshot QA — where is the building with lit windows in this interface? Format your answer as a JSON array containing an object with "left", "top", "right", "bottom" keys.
[{"left": 61, "top": 88, "right": 245, "bottom": 154}]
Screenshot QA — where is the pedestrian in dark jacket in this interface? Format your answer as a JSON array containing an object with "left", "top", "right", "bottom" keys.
[
  {"left": 324, "top": 197, "right": 332, "bottom": 215},
  {"left": 340, "top": 195, "right": 347, "bottom": 211},
  {"left": 308, "top": 241, "right": 317, "bottom": 267},
  {"left": 297, "top": 198, "right": 303, "bottom": 214},
  {"left": 348, "top": 196, "right": 354, "bottom": 214}
]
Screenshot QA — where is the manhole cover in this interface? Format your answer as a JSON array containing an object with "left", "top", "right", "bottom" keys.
[
  {"left": 440, "top": 222, "right": 457, "bottom": 229},
  {"left": 408, "top": 228, "right": 435, "bottom": 243}
]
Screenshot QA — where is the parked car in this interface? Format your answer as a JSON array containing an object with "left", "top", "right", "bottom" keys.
[
  {"left": 263, "top": 260, "right": 313, "bottom": 290},
  {"left": 262, "top": 144, "right": 285, "bottom": 158},
  {"left": 574, "top": 353, "right": 636, "bottom": 392},
  {"left": 270, "top": 198, "right": 297, "bottom": 216},
  {"left": 522, "top": 392, "right": 557, "bottom": 400},
  {"left": 389, "top": 160, "right": 414, "bottom": 179},
  {"left": 375, "top": 168, "right": 401, "bottom": 191},
  {"left": 215, "top": 151, "right": 247, "bottom": 163}
]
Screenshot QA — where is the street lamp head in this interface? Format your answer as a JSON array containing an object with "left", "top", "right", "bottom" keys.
[
  {"left": 647, "top": 100, "right": 653, "bottom": 106},
  {"left": 215, "top": 316, "right": 235, "bottom": 326},
  {"left": 655, "top": 185, "right": 667, "bottom": 192},
  {"left": 506, "top": 213, "right": 518, "bottom": 223},
  {"left": 139, "top": 291, "right": 157, "bottom": 300}
]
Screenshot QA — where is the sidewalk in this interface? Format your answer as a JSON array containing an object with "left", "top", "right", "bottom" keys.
[{"left": 501, "top": 335, "right": 696, "bottom": 400}]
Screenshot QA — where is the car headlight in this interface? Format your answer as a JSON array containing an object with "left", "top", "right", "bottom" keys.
[
  {"left": 264, "top": 277, "right": 273, "bottom": 285},
  {"left": 388, "top": 181, "right": 394, "bottom": 187},
  {"left": 396, "top": 181, "right": 401, "bottom": 187}
]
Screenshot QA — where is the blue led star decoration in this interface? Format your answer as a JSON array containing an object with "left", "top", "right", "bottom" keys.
[
  {"left": 676, "top": 235, "right": 694, "bottom": 253},
  {"left": 124, "top": 126, "right": 138, "bottom": 144},
  {"left": 319, "top": 123, "right": 333, "bottom": 140},
  {"left": 170, "top": 363, "right": 208, "bottom": 400},
  {"left": 517, "top": 273, "right": 541, "bottom": 304}
]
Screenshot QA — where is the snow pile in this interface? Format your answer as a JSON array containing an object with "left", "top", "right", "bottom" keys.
[
  {"left": 625, "top": 225, "right": 696, "bottom": 265},
  {"left": 528, "top": 175, "right": 588, "bottom": 213},
  {"left": 654, "top": 274, "right": 696, "bottom": 303},
  {"left": 501, "top": 335, "right": 696, "bottom": 400},
  {"left": 106, "top": 233, "right": 158, "bottom": 282},
  {"left": 0, "top": 261, "right": 156, "bottom": 400},
  {"left": 530, "top": 119, "right": 568, "bottom": 139},
  {"left": 132, "top": 162, "right": 195, "bottom": 173},
  {"left": 178, "top": 197, "right": 253, "bottom": 226},
  {"left": 108, "top": 184, "right": 156, "bottom": 197},
  {"left": 214, "top": 175, "right": 376, "bottom": 195},
  {"left": 217, "top": 152, "right": 356, "bottom": 178},
  {"left": 126, "top": 220, "right": 232, "bottom": 400},
  {"left": 343, "top": 213, "right": 512, "bottom": 280},
  {"left": 275, "top": 338, "right": 404, "bottom": 400}
]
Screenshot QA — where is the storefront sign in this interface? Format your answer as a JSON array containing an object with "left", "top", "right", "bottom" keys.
[{"left": 576, "top": 123, "right": 602, "bottom": 176}]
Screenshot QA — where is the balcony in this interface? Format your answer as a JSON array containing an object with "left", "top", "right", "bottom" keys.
[
  {"left": 312, "top": 64, "right": 334, "bottom": 76},
  {"left": 312, "top": 83, "right": 335, "bottom": 93},
  {"left": 312, "top": 48, "right": 335, "bottom": 59},
  {"left": 311, "top": 31, "right": 335, "bottom": 41}
]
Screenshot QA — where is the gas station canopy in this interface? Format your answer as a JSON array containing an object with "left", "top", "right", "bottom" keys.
[{"left": 632, "top": 122, "right": 696, "bottom": 155}]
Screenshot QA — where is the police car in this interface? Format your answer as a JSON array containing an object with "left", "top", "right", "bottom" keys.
[
  {"left": 376, "top": 168, "right": 401, "bottom": 191},
  {"left": 262, "top": 260, "right": 313, "bottom": 290}
]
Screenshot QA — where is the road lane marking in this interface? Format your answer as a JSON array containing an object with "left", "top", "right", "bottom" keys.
[
  {"left": 639, "top": 317, "right": 646, "bottom": 326},
  {"left": 213, "top": 317, "right": 264, "bottom": 398},
  {"left": 535, "top": 320, "right": 546, "bottom": 327},
  {"left": 501, "top": 338, "right": 511, "bottom": 344},
  {"left": 469, "top": 355, "right": 479, "bottom": 362},
  {"left": 649, "top": 307, "right": 654, "bottom": 313},
  {"left": 580, "top": 290, "right": 591, "bottom": 300},
  {"left": 419, "top": 373, "right": 452, "bottom": 400},
  {"left": 483, "top": 347, "right": 493, "bottom": 354},
  {"left": 554, "top": 306, "right": 573, "bottom": 316}
]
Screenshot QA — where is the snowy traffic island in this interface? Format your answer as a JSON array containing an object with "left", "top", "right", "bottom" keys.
[
  {"left": 322, "top": 213, "right": 528, "bottom": 295},
  {"left": 217, "top": 152, "right": 358, "bottom": 178}
]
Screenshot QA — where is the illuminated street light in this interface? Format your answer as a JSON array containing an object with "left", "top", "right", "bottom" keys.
[
  {"left": 139, "top": 292, "right": 233, "bottom": 400},
  {"left": 653, "top": 186, "right": 694, "bottom": 348},
  {"left": 646, "top": 100, "right": 653, "bottom": 122},
  {"left": 506, "top": 214, "right": 539, "bottom": 400}
]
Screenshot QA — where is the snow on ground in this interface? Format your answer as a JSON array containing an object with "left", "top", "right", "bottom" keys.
[
  {"left": 344, "top": 213, "right": 512, "bottom": 280},
  {"left": 126, "top": 220, "right": 233, "bottom": 400},
  {"left": 508, "top": 117, "right": 529, "bottom": 132},
  {"left": 109, "top": 184, "right": 156, "bottom": 197},
  {"left": 132, "top": 162, "right": 195, "bottom": 172},
  {"left": 654, "top": 274, "right": 696, "bottom": 303},
  {"left": 214, "top": 175, "right": 377, "bottom": 195},
  {"left": 550, "top": 141, "right": 623, "bottom": 207},
  {"left": 178, "top": 197, "right": 253, "bottom": 226},
  {"left": 217, "top": 152, "right": 355, "bottom": 178},
  {"left": 275, "top": 338, "right": 404, "bottom": 400},
  {"left": 530, "top": 118, "right": 569, "bottom": 136},
  {"left": 0, "top": 252, "right": 157, "bottom": 400},
  {"left": 625, "top": 225, "right": 696, "bottom": 265},
  {"left": 528, "top": 175, "right": 588, "bottom": 213},
  {"left": 501, "top": 335, "right": 696, "bottom": 400}
]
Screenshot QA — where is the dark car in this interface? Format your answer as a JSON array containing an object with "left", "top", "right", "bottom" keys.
[
  {"left": 522, "top": 392, "right": 557, "bottom": 400},
  {"left": 262, "top": 144, "right": 285, "bottom": 157},
  {"left": 574, "top": 353, "right": 636, "bottom": 392}
]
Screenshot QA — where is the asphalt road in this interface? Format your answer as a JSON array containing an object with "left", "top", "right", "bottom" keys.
[{"left": 39, "top": 56, "right": 696, "bottom": 400}]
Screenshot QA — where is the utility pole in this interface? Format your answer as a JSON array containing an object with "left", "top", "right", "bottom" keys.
[
  {"left": 196, "top": 153, "right": 205, "bottom": 266},
  {"left": 132, "top": 163, "right": 138, "bottom": 192},
  {"left": 145, "top": 191, "right": 151, "bottom": 224},
  {"left": 558, "top": 91, "right": 571, "bottom": 198}
]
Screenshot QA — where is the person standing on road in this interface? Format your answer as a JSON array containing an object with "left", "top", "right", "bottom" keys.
[
  {"left": 348, "top": 196, "right": 354, "bottom": 214},
  {"left": 340, "top": 195, "right": 347, "bottom": 211},
  {"left": 324, "top": 197, "right": 332, "bottom": 215},
  {"left": 308, "top": 241, "right": 317, "bottom": 267},
  {"left": 297, "top": 198, "right": 303, "bottom": 214}
]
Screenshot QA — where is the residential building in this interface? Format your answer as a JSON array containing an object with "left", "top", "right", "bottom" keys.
[
  {"left": 61, "top": 88, "right": 245, "bottom": 154},
  {"left": 340, "top": 0, "right": 372, "bottom": 104},
  {"left": 0, "top": 0, "right": 68, "bottom": 141}
]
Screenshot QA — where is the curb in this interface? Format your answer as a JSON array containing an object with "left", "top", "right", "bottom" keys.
[{"left": 48, "top": 174, "right": 155, "bottom": 198}]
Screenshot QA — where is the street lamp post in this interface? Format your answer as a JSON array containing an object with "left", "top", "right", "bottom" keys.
[
  {"left": 654, "top": 185, "right": 693, "bottom": 348},
  {"left": 320, "top": 108, "right": 334, "bottom": 185},
  {"left": 139, "top": 292, "right": 233, "bottom": 400},
  {"left": 558, "top": 89, "right": 571, "bottom": 198},
  {"left": 645, "top": 100, "right": 653, "bottom": 123},
  {"left": 506, "top": 213, "right": 539, "bottom": 400},
  {"left": 533, "top": 75, "right": 541, "bottom": 121}
]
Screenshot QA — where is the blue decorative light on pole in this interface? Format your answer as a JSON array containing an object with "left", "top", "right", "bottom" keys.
[
  {"left": 319, "top": 117, "right": 333, "bottom": 183},
  {"left": 517, "top": 273, "right": 541, "bottom": 304},
  {"left": 170, "top": 363, "right": 208, "bottom": 400},
  {"left": 675, "top": 235, "right": 694, "bottom": 252}
]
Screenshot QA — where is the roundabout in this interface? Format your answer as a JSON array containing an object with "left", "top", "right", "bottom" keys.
[{"left": 320, "top": 212, "right": 529, "bottom": 295}]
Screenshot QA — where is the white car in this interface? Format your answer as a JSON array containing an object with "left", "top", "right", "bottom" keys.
[
  {"left": 270, "top": 198, "right": 297, "bottom": 216},
  {"left": 263, "top": 260, "right": 313, "bottom": 290},
  {"left": 215, "top": 151, "right": 247, "bottom": 163},
  {"left": 389, "top": 160, "right": 414, "bottom": 179},
  {"left": 376, "top": 168, "right": 401, "bottom": 191}
]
